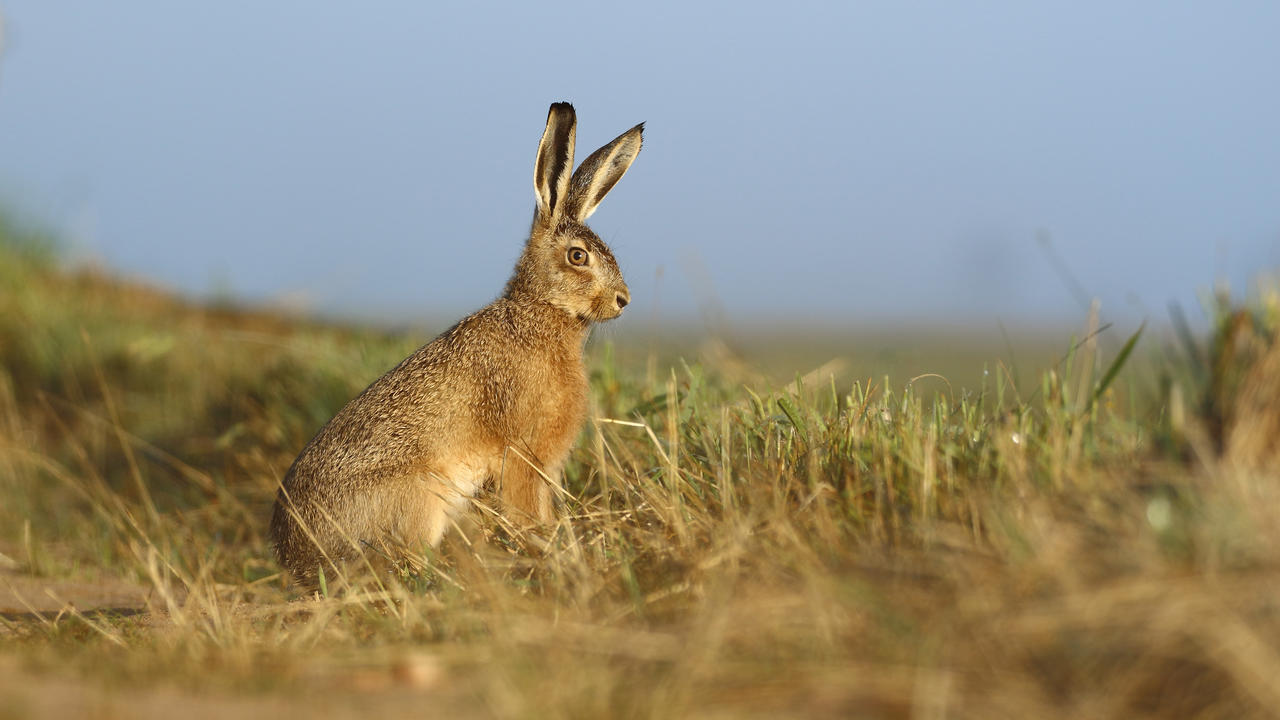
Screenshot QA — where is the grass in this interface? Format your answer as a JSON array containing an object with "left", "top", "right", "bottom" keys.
[{"left": 2, "top": 215, "right": 1280, "bottom": 718}]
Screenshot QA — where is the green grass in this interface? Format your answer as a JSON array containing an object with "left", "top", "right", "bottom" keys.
[{"left": 2, "top": 218, "right": 1280, "bottom": 719}]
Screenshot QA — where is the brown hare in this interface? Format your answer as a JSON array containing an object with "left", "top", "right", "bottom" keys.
[{"left": 271, "top": 102, "right": 642, "bottom": 584}]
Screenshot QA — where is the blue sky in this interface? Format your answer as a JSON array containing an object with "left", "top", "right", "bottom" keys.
[{"left": 1, "top": 2, "right": 1277, "bottom": 328}]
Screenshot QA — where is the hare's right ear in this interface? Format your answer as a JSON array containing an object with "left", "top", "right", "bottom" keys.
[{"left": 533, "top": 102, "right": 577, "bottom": 221}]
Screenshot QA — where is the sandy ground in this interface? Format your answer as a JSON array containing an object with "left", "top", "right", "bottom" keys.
[
  {"left": 1, "top": 566, "right": 152, "bottom": 617},
  {"left": 0, "top": 549, "right": 488, "bottom": 720}
]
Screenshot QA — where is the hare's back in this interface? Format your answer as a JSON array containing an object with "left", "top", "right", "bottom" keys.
[{"left": 284, "top": 337, "right": 462, "bottom": 487}]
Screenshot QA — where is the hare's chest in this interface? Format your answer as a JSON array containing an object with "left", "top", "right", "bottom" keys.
[{"left": 519, "top": 355, "right": 588, "bottom": 455}]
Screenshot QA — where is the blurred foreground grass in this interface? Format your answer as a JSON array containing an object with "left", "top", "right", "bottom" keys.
[{"left": 2, "top": 215, "right": 1280, "bottom": 719}]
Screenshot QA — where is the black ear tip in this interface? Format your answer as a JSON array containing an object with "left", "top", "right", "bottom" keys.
[
  {"left": 550, "top": 101, "right": 576, "bottom": 113},
  {"left": 635, "top": 121, "right": 645, "bottom": 135}
]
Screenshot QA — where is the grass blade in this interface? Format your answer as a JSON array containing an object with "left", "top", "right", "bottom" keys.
[{"left": 1092, "top": 322, "right": 1145, "bottom": 407}]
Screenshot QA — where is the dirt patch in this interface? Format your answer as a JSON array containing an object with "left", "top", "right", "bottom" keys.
[{"left": 0, "top": 547, "right": 153, "bottom": 618}]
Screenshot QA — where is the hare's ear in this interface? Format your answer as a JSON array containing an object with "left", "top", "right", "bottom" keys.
[
  {"left": 534, "top": 102, "right": 577, "bottom": 221},
  {"left": 566, "top": 122, "right": 644, "bottom": 221}
]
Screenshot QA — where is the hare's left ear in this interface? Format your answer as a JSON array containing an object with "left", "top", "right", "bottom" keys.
[
  {"left": 566, "top": 122, "right": 644, "bottom": 221},
  {"left": 534, "top": 102, "right": 578, "bottom": 221}
]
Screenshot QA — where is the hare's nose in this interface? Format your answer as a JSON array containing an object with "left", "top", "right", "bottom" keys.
[{"left": 615, "top": 292, "right": 630, "bottom": 310}]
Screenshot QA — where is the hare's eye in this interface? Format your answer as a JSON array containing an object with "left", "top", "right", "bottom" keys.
[{"left": 567, "top": 247, "right": 589, "bottom": 266}]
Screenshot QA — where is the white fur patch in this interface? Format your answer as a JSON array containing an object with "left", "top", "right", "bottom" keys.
[{"left": 416, "top": 456, "right": 489, "bottom": 547}]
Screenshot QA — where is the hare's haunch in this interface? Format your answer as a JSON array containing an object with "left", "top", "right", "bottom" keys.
[{"left": 270, "top": 103, "right": 642, "bottom": 583}]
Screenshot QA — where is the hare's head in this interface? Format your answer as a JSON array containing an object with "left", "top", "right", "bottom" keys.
[{"left": 505, "top": 103, "right": 642, "bottom": 324}]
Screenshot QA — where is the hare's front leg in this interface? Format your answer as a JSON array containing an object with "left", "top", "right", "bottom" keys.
[{"left": 497, "top": 447, "right": 558, "bottom": 525}]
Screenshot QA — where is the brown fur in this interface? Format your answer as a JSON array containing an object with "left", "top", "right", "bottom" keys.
[{"left": 270, "top": 103, "right": 643, "bottom": 583}]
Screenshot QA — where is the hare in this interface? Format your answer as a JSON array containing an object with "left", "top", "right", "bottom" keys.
[{"left": 270, "top": 102, "right": 642, "bottom": 583}]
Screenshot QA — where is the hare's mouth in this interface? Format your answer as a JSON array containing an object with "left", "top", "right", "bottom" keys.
[
  {"left": 588, "top": 304, "right": 624, "bottom": 324},
  {"left": 573, "top": 302, "right": 612, "bottom": 325}
]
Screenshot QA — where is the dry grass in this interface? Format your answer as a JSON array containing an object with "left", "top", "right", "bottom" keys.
[{"left": 2, "top": 219, "right": 1279, "bottom": 719}]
